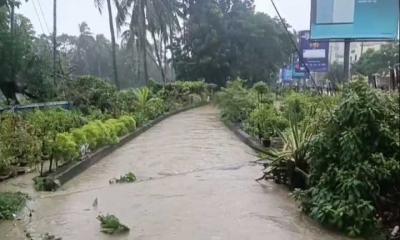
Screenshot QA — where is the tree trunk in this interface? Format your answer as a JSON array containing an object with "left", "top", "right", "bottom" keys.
[
  {"left": 106, "top": 0, "right": 120, "bottom": 89},
  {"left": 151, "top": 31, "right": 166, "bottom": 85},
  {"left": 53, "top": 0, "right": 57, "bottom": 87},
  {"left": 163, "top": 38, "right": 168, "bottom": 83},
  {"left": 169, "top": 28, "right": 175, "bottom": 82},
  {"left": 10, "top": 3, "right": 16, "bottom": 85},
  {"left": 134, "top": 44, "right": 141, "bottom": 84},
  {"left": 139, "top": 1, "right": 149, "bottom": 85}
]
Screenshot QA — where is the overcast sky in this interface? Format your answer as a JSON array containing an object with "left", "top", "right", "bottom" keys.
[{"left": 19, "top": 0, "right": 310, "bottom": 39}]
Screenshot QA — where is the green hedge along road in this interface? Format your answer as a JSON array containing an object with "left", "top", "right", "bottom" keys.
[{"left": 0, "top": 106, "right": 352, "bottom": 240}]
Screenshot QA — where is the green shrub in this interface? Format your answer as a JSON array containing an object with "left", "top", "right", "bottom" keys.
[
  {"left": 217, "top": 80, "right": 256, "bottom": 122},
  {"left": 97, "top": 214, "right": 130, "bottom": 234},
  {"left": 175, "top": 81, "right": 207, "bottom": 95},
  {"left": 70, "top": 128, "right": 88, "bottom": 146},
  {"left": 118, "top": 116, "right": 136, "bottom": 131},
  {"left": 67, "top": 76, "right": 120, "bottom": 115},
  {"left": 53, "top": 133, "right": 80, "bottom": 163},
  {"left": 26, "top": 109, "right": 85, "bottom": 173},
  {"left": 26, "top": 109, "right": 84, "bottom": 135},
  {"left": 117, "top": 90, "right": 137, "bottom": 114},
  {"left": 157, "top": 81, "right": 208, "bottom": 107},
  {"left": 252, "top": 81, "right": 271, "bottom": 104},
  {"left": 146, "top": 98, "right": 166, "bottom": 120},
  {"left": 0, "top": 114, "right": 41, "bottom": 172},
  {"left": 82, "top": 121, "right": 117, "bottom": 149},
  {"left": 0, "top": 192, "right": 29, "bottom": 220},
  {"left": 134, "top": 87, "right": 166, "bottom": 124},
  {"left": 105, "top": 116, "right": 136, "bottom": 137},
  {"left": 294, "top": 81, "right": 400, "bottom": 236},
  {"left": 245, "top": 104, "right": 288, "bottom": 139},
  {"left": 53, "top": 116, "right": 136, "bottom": 164},
  {"left": 281, "top": 92, "right": 314, "bottom": 122},
  {"left": 105, "top": 119, "right": 129, "bottom": 137}
]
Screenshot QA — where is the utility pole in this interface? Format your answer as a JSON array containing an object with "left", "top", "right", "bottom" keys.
[
  {"left": 343, "top": 39, "right": 351, "bottom": 82},
  {"left": 10, "top": 2, "right": 16, "bottom": 84},
  {"left": 106, "top": 0, "right": 120, "bottom": 89},
  {"left": 53, "top": 0, "right": 57, "bottom": 86}
]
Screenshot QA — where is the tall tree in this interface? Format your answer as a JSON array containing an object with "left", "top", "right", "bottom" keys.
[
  {"left": 173, "top": 0, "right": 293, "bottom": 86},
  {"left": 94, "top": 0, "right": 120, "bottom": 89},
  {"left": 353, "top": 43, "right": 400, "bottom": 77},
  {"left": 0, "top": 8, "right": 55, "bottom": 103},
  {"left": 116, "top": 0, "right": 180, "bottom": 85}
]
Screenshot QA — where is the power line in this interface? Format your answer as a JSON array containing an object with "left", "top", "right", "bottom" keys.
[
  {"left": 269, "top": 0, "right": 319, "bottom": 91},
  {"left": 35, "top": 0, "right": 51, "bottom": 34},
  {"left": 31, "top": 0, "right": 46, "bottom": 35}
]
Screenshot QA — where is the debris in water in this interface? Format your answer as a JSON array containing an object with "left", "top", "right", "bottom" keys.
[
  {"left": 25, "top": 232, "right": 62, "bottom": 240},
  {"left": 97, "top": 214, "right": 130, "bottom": 234},
  {"left": 92, "top": 197, "right": 98, "bottom": 208},
  {"left": 109, "top": 172, "right": 137, "bottom": 184}
]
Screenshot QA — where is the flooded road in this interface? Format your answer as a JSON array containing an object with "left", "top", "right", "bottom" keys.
[{"left": 1, "top": 106, "right": 351, "bottom": 240}]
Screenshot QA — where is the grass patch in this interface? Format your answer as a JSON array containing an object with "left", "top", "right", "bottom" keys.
[
  {"left": 97, "top": 214, "right": 130, "bottom": 234},
  {"left": 0, "top": 192, "right": 29, "bottom": 220}
]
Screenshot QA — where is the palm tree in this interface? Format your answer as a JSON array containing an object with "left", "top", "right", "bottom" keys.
[
  {"left": 116, "top": 0, "right": 180, "bottom": 85},
  {"left": 148, "top": 0, "right": 181, "bottom": 85},
  {"left": 94, "top": 0, "right": 120, "bottom": 89}
]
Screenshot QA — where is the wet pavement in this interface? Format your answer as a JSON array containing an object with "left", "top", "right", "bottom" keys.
[{"left": 0, "top": 105, "right": 352, "bottom": 240}]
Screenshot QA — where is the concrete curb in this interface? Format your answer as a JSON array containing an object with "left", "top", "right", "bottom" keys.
[
  {"left": 223, "top": 120, "right": 268, "bottom": 153},
  {"left": 223, "top": 120, "right": 310, "bottom": 187},
  {"left": 47, "top": 103, "right": 208, "bottom": 187}
]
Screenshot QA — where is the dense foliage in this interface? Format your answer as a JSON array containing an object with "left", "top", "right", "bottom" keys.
[
  {"left": 0, "top": 113, "right": 41, "bottom": 173},
  {"left": 0, "top": 192, "right": 29, "bottom": 220},
  {"left": 217, "top": 79, "right": 399, "bottom": 237},
  {"left": 0, "top": 5, "right": 56, "bottom": 103},
  {"left": 0, "top": 78, "right": 209, "bottom": 176},
  {"left": 245, "top": 104, "right": 288, "bottom": 140},
  {"left": 54, "top": 115, "right": 136, "bottom": 164},
  {"left": 172, "top": 0, "right": 293, "bottom": 86},
  {"left": 217, "top": 80, "right": 257, "bottom": 123},
  {"left": 353, "top": 43, "right": 400, "bottom": 77},
  {"left": 295, "top": 81, "right": 400, "bottom": 236}
]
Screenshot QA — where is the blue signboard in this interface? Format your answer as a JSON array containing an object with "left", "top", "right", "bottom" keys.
[
  {"left": 298, "top": 31, "right": 329, "bottom": 73},
  {"left": 281, "top": 67, "right": 293, "bottom": 82},
  {"left": 292, "top": 63, "right": 306, "bottom": 79},
  {"left": 310, "top": 0, "right": 399, "bottom": 40}
]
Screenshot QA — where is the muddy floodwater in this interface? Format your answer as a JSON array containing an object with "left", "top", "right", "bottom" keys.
[{"left": 0, "top": 106, "right": 352, "bottom": 240}]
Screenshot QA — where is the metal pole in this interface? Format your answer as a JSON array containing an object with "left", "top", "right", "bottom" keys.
[
  {"left": 344, "top": 39, "right": 351, "bottom": 82},
  {"left": 270, "top": 0, "right": 319, "bottom": 91},
  {"left": 10, "top": 3, "right": 16, "bottom": 84},
  {"left": 53, "top": 0, "right": 57, "bottom": 86}
]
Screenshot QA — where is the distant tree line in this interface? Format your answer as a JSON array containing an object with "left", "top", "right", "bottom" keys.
[{"left": 1, "top": 0, "right": 297, "bottom": 104}]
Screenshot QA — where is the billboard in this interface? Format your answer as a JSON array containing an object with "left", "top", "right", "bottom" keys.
[
  {"left": 281, "top": 67, "right": 293, "bottom": 82},
  {"left": 298, "top": 31, "right": 329, "bottom": 73},
  {"left": 310, "top": 0, "right": 400, "bottom": 40}
]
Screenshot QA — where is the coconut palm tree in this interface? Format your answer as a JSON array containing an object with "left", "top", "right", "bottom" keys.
[
  {"left": 116, "top": 0, "right": 180, "bottom": 85},
  {"left": 94, "top": 0, "right": 120, "bottom": 89}
]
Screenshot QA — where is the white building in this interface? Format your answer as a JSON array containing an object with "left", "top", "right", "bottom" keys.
[{"left": 329, "top": 41, "right": 385, "bottom": 65}]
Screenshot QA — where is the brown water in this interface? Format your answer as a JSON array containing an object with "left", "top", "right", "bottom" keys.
[{"left": 0, "top": 106, "right": 352, "bottom": 240}]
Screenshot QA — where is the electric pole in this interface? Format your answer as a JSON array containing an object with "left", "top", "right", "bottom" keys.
[
  {"left": 10, "top": 1, "right": 16, "bottom": 84},
  {"left": 53, "top": 0, "right": 57, "bottom": 86},
  {"left": 343, "top": 39, "right": 351, "bottom": 82}
]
